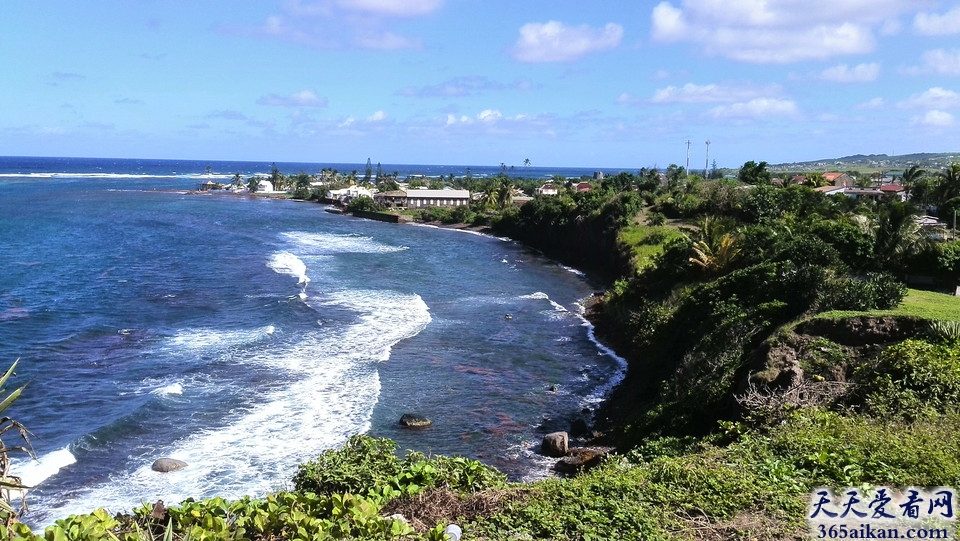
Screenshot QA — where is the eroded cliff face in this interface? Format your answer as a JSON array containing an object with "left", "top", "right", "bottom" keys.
[{"left": 741, "top": 316, "right": 926, "bottom": 415}]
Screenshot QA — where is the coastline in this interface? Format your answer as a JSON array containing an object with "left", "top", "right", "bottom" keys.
[{"left": 190, "top": 188, "right": 628, "bottom": 472}]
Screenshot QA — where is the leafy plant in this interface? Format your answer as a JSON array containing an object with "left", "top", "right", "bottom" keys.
[{"left": 0, "top": 361, "right": 31, "bottom": 532}]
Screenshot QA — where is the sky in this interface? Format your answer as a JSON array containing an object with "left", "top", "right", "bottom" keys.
[{"left": 2, "top": 0, "right": 960, "bottom": 169}]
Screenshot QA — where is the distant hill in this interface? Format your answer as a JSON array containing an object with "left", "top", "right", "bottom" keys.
[{"left": 771, "top": 152, "right": 960, "bottom": 172}]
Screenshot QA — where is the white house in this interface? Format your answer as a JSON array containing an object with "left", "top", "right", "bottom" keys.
[
  {"left": 405, "top": 189, "right": 471, "bottom": 208},
  {"left": 536, "top": 183, "right": 559, "bottom": 196},
  {"left": 327, "top": 186, "right": 374, "bottom": 203}
]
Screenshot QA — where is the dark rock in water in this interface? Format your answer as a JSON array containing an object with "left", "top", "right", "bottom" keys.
[
  {"left": 569, "top": 418, "right": 591, "bottom": 438},
  {"left": 152, "top": 458, "right": 187, "bottom": 473},
  {"left": 399, "top": 413, "right": 433, "bottom": 428},
  {"left": 553, "top": 447, "right": 614, "bottom": 474},
  {"left": 542, "top": 431, "right": 568, "bottom": 457}
]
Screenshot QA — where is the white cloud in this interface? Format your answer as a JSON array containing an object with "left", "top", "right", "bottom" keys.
[
  {"left": 819, "top": 63, "right": 881, "bottom": 82},
  {"left": 708, "top": 98, "right": 799, "bottom": 119},
  {"left": 918, "top": 49, "right": 960, "bottom": 76},
  {"left": 899, "top": 87, "right": 960, "bottom": 110},
  {"left": 478, "top": 109, "right": 502, "bottom": 122},
  {"left": 650, "top": 0, "right": 919, "bottom": 64},
  {"left": 367, "top": 110, "right": 388, "bottom": 122},
  {"left": 856, "top": 97, "right": 886, "bottom": 109},
  {"left": 335, "top": 0, "right": 443, "bottom": 17},
  {"left": 258, "top": 90, "right": 328, "bottom": 107},
  {"left": 914, "top": 6, "right": 960, "bottom": 35},
  {"left": 913, "top": 110, "right": 955, "bottom": 127},
  {"left": 650, "top": 82, "right": 780, "bottom": 103},
  {"left": 246, "top": 0, "right": 436, "bottom": 50},
  {"left": 512, "top": 21, "right": 623, "bottom": 63}
]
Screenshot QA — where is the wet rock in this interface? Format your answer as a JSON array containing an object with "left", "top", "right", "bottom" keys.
[
  {"left": 399, "top": 414, "right": 433, "bottom": 428},
  {"left": 151, "top": 458, "right": 187, "bottom": 473},
  {"left": 542, "top": 431, "right": 568, "bottom": 457},
  {"left": 553, "top": 447, "right": 614, "bottom": 474}
]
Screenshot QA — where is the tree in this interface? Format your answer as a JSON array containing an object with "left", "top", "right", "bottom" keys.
[
  {"left": 231, "top": 173, "right": 244, "bottom": 189},
  {"left": 270, "top": 164, "right": 285, "bottom": 191},
  {"left": 738, "top": 161, "right": 771, "bottom": 185},
  {"left": 900, "top": 164, "right": 926, "bottom": 200},
  {"left": 363, "top": 159, "right": 372, "bottom": 184},
  {"left": 937, "top": 163, "right": 960, "bottom": 206},
  {"left": 247, "top": 176, "right": 261, "bottom": 193},
  {"left": 523, "top": 158, "right": 532, "bottom": 168},
  {"left": 854, "top": 201, "right": 930, "bottom": 270},
  {"left": 802, "top": 172, "right": 828, "bottom": 188},
  {"left": 666, "top": 164, "right": 686, "bottom": 188}
]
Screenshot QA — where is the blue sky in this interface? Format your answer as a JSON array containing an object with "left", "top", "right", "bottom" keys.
[{"left": 2, "top": 1, "right": 960, "bottom": 169}]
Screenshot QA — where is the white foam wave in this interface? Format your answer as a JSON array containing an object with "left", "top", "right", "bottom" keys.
[
  {"left": 151, "top": 382, "right": 183, "bottom": 396},
  {"left": 166, "top": 325, "right": 277, "bottom": 352},
  {"left": 558, "top": 264, "right": 586, "bottom": 277},
  {"left": 280, "top": 231, "right": 408, "bottom": 254},
  {"left": 268, "top": 252, "right": 310, "bottom": 285},
  {"left": 573, "top": 300, "right": 628, "bottom": 406},
  {"left": 14, "top": 447, "right": 77, "bottom": 489},
  {"left": 520, "top": 292, "right": 569, "bottom": 313},
  {"left": 32, "top": 290, "right": 432, "bottom": 526}
]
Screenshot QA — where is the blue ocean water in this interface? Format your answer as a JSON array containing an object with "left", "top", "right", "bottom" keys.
[{"left": 0, "top": 156, "right": 624, "bottom": 528}]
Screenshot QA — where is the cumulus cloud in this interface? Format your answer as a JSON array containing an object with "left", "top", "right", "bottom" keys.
[
  {"left": 917, "top": 49, "right": 960, "bottom": 76},
  {"left": 708, "top": 98, "right": 799, "bottom": 119},
  {"left": 898, "top": 87, "right": 960, "bottom": 110},
  {"left": 478, "top": 109, "right": 502, "bottom": 122},
  {"left": 856, "top": 97, "right": 886, "bottom": 109},
  {"left": 257, "top": 90, "right": 328, "bottom": 107},
  {"left": 913, "top": 110, "right": 955, "bottom": 127},
  {"left": 242, "top": 0, "right": 439, "bottom": 50},
  {"left": 650, "top": 82, "right": 781, "bottom": 103},
  {"left": 819, "top": 63, "right": 881, "bottom": 82},
  {"left": 914, "top": 6, "right": 960, "bottom": 35},
  {"left": 367, "top": 110, "right": 388, "bottom": 122},
  {"left": 397, "top": 76, "right": 535, "bottom": 98},
  {"left": 335, "top": 0, "right": 442, "bottom": 17},
  {"left": 650, "top": 0, "right": 917, "bottom": 63},
  {"left": 512, "top": 21, "right": 623, "bottom": 62}
]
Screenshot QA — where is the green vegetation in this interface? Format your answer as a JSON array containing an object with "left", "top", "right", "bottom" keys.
[{"left": 12, "top": 159, "right": 960, "bottom": 539}]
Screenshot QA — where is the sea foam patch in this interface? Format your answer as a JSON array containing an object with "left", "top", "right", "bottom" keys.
[
  {"left": 280, "top": 231, "right": 408, "bottom": 254},
  {"left": 268, "top": 251, "right": 310, "bottom": 285},
  {"left": 27, "top": 289, "right": 432, "bottom": 528}
]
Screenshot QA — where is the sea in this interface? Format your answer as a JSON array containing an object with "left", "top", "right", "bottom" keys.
[{"left": 0, "top": 156, "right": 626, "bottom": 528}]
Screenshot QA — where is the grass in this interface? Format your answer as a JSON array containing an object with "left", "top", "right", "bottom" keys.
[
  {"left": 815, "top": 288, "right": 960, "bottom": 321},
  {"left": 617, "top": 223, "right": 685, "bottom": 270}
]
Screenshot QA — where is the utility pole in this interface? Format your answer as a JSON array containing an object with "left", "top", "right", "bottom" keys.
[
  {"left": 685, "top": 139, "right": 691, "bottom": 176},
  {"left": 705, "top": 140, "right": 711, "bottom": 178}
]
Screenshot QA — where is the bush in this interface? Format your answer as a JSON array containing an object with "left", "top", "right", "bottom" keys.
[
  {"left": 346, "top": 196, "right": 383, "bottom": 213},
  {"left": 293, "top": 435, "right": 505, "bottom": 502},
  {"left": 853, "top": 339, "right": 960, "bottom": 419}
]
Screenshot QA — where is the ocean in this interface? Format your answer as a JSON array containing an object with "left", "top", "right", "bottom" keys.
[{"left": 0, "top": 156, "right": 625, "bottom": 528}]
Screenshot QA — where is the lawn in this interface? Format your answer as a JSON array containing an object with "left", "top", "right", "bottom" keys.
[{"left": 815, "top": 288, "right": 960, "bottom": 321}]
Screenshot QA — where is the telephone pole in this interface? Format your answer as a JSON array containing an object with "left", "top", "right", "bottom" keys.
[{"left": 685, "top": 139, "right": 691, "bottom": 175}]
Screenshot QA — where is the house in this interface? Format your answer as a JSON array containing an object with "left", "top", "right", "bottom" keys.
[
  {"left": 536, "top": 183, "right": 559, "bottom": 196},
  {"left": 575, "top": 182, "right": 592, "bottom": 192},
  {"left": 257, "top": 180, "right": 275, "bottom": 193},
  {"left": 404, "top": 189, "right": 471, "bottom": 208},
  {"left": 880, "top": 184, "right": 907, "bottom": 202},
  {"left": 814, "top": 185, "right": 845, "bottom": 196},
  {"left": 327, "top": 186, "right": 373, "bottom": 203},
  {"left": 373, "top": 190, "right": 407, "bottom": 209},
  {"left": 823, "top": 172, "right": 854, "bottom": 187}
]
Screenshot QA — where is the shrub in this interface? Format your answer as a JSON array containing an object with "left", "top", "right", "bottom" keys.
[
  {"left": 853, "top": 339, "right": 960, "bottom": 419},
  {"left": 293, "top": 435, "right": 505, "bottom": 503}
]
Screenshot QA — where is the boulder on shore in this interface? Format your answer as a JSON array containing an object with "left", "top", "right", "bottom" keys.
[
  {"left": 399, "top": 413, "right": 433, "bottom": 428},
  {"left": 553, "top": 446, "right": 614, "bottom": 474},
  {"left": 151, "top": 458, "right": 187, "bottom": 473},
  {"left": 541, "top": 431, "right": 569, "bottom": 457}
]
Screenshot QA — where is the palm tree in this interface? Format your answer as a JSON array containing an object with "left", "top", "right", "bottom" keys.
[
  {"left": 523, "top": 158, "right": 532, "bottom": 168},
  {"left": 899, "top": 165, "right": 925, "bottom": 201},
  {"left": 937, "top": 163, "right": 960, "bottom": 206},
  {"left": 689, "top": 233, "right": 742, "bottom": 277},
  {"left": 494, "top": 179, "right": 514, "bottom": 211},
  {"left": 853, "top": 202, "right": 930, "bottom": 270}
]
